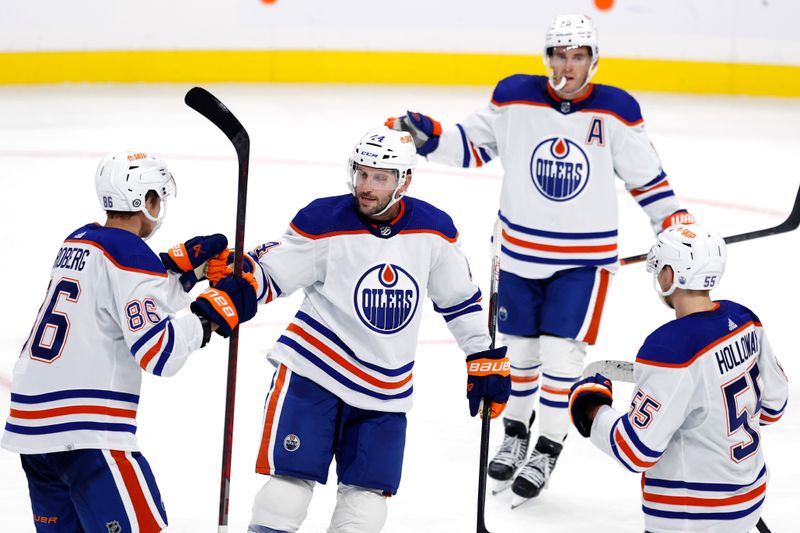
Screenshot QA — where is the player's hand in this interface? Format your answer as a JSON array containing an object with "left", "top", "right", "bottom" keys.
[
  {"left": 190, "top": 272, "right": 258, "bottom": 338},
  {"left": 661, "top": 210, "right": 696, "bottom": 231},
  {"left": 569, "top": 373, "right": 613, "bottom": 438},
  {"left": 160, "top": 234, "right": 228, "bottom": 292},
  {"left": 206, "top": 248, "right": 258, "bottom": 284},
  {"left": 466, "top": 346, "right": 511, "bottom": 419},
  {"left": 385, "top": 111, "right": 442, "bottom": 156}
]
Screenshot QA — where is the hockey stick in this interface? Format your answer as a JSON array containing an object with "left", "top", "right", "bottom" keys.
[
  {"left": 581, "top": 359, "right": 772, "bottom": 533},
  {"left": 184, "top": 87, "right": 250, "bottom": 533},
  {"left": 620, "top": 183, "right": 800, "bottom": 265},
  {"left": 476, "top": 219, "right": 503, "bottom": 533}
]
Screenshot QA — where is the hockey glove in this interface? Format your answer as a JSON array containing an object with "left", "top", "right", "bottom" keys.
[
  {"left": 205, "top": 248, "right": 258, "bottom": 285},
  {"left": 569, "top": 373, "right": 613, "bottom": 438},
  {"left": 385, "top": 111, "right": 442, "bottom": 156},
  {"left": 466, "top": 347, "right": 511, "bottom": 419},
  {"left": 661, "top": 210, "right": 696, "bottom": 231},
  {"left": 160, "top": 234, "right": 228, "bottom": 292},
  {"left": 190, "top": 272, "right": 258, "bottom": 338}
]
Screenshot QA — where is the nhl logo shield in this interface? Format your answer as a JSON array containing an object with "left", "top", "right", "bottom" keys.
[
  {"left": 529, "top": 137, "right": 590, "bottom": 202},
  {"left": 105, "top": 520, "right": 122, "bottom": 533},
  {"left": 354, "top": 263, "right": 419, "bottom": 334},
  {"left": 284, "top": 434, "right": 300, "bottom": 452}
]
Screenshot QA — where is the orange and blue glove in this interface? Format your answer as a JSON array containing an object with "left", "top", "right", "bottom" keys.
[
  {"left": 205, "top": 248, "right": 258, "bottom": 285},
  {"left": 160, "top": 234, "right": 228, "bottom": 292},
  {"left": 569, "top": 373, "right": 613, "bottom": 438},
  {"left": 191, "top": 272, "right": 258, "bottom": 338},
  {"left": 661, "top": 210, "right": 695, "bottom": 231},
  {"left": 385, "top": 111, "right": 442, "bottom": 156},
  {"left": 466, "top": 347, "right": 511, "bottom": 419}
]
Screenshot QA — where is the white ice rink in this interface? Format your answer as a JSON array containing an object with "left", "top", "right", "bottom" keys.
[{"left": 0, "top": 83, "right": 798, "bottom": 532}]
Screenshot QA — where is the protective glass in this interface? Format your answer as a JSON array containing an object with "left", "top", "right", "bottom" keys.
[
  {"left": 350, "top": 163, "right": 399, "bottom": 192},
  {"left": 645, "top": 247, "right": 659, "bottom": 274}
]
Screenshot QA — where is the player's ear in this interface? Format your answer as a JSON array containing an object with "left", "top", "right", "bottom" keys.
[{"left": 399, "top": 172, "right": 412, "bottom": 195}]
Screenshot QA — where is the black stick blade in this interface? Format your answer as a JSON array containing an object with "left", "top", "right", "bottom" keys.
[
  {"left": 185, "top": 87, "right": 250, "bottom": 154},
  {"left": 620, "top": 182, "right": 800, "bottom": 266}
]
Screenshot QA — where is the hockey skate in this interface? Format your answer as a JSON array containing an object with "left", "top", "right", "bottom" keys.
[
  {"left": 488, "top": 418, "right": 530, "bottom": 495},
  {"left": 488, "top": 414, "right": 535, "bottom": 495},
  {"left": 510, "top": 435, "right": 562, "bottom": 509}
]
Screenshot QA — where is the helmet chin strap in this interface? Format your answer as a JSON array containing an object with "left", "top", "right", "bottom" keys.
[
  {"left": 349, "top": 170, "right": 406, "bottom": 219},
  {"left": 653, "top": 268, "right": 678, "bottom": 309},
  {"left": 548, "top": 60, "right": 599, "bottom": 97},
  {"left": 141, "top": 200, "right": 167, "bottom": 241},
  {"left": 370, "top": 187, "right": 404, "bottom": 218}
]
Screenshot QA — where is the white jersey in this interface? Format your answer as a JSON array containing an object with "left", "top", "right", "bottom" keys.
[
  {"left": 591, "top": 300, "right": 789, "bottom": 533},
  {"left": 248, "top": 195, "right": 491, "bottom": 413},
  {"left": 2, "top": 223, "right": 204, "bottom": 454},
  {"left": 428, "top": 74, "right": 685, "bottom": 279}
]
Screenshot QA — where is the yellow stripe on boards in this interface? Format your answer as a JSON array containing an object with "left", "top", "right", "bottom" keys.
[{"left": 0, "top": 50, "right": 798, "bottom": 97}]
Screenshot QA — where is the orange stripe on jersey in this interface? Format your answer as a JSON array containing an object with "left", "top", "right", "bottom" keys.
[
  {"left": 469, "top": 142, "right": 483, "bottom": 167},
  {"left": 389, "top": 200, "right": 406, "bottom": 225},
  {"left": 541, "top": 385, "right": 570, "bottom": 395},
  {"left": 583, "top": 269, "right": 611, "bottom": 345},
  {"left": 289, "top": 222, "right": 370, "bottom": 240},
  {"left": 287, "top": 324, "right": 413, "bottom": 389},
  {"left": 65, "top": 239, "right": 168, "bottom": 278},
  {"left": 637, "top": 320, "right": 757, "bottom": 369},
  {"left": 630, "top": 180, "right": 670, "bottom": 197},
  {"left": 511, "top": 375, "right": 539, "bottom": 383},
  {"left": 491, "top": 99, "right": 551, "bottom": 110},
  {"left": 546, "top": 82, "right": 595, "bottom": 104},
  {"left": 643, "top": 481, "right": 766, "bottom": 507},
  {"left": 109, "top": 450, "right": 161, "bottom": 533},
  {"left": 10, "top": 406, "right": 137, "bottom": 419},
  {"left": 614, "top": 428, "right": 657, "bottom": 469},
  {"left": 579, "top": 108, "right": 644, "bottom": 127},
  {"left": 502, "top": 230, "right": 617, "bottom": 253},
  {"left": 256, "top": 365, "right": 288, "bottom": 475},
  {"left": 398, "top": 229, "right": 458, "bottom": 243},
  {"left": 139, "top": 330, "right": 166, "bottom": 370},
  {"left": 760, "top": 412, "right": 782, "bottom": 423}
]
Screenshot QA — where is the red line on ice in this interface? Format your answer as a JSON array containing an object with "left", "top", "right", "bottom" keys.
[{"left": 0, "top": 149, "right": 787, "bottom": 218}]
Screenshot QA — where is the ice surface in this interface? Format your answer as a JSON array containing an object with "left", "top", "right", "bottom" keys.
[{"left": 0, "top": 83, "right": 797, "bottom": 532}]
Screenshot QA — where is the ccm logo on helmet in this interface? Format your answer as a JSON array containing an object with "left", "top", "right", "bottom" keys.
[{"left": 468, "top": 360, "right": 511, "bottom": 374}]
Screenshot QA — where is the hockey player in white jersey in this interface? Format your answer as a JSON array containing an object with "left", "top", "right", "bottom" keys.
[
  {"left": 210, "top": 127, "right": 510, "bottom": 533},
  {"left": 1, "top": 152, "right": 258, "bottom": 532},
  {"left": 386, "top": 13, "right": 695, "bottom": 503},
  {"left": 569, "top": 224, "right": 788, "bottom": 533}
]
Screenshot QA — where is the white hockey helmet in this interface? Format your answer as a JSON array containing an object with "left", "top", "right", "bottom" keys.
[
  {"left": 646, "top": 224, "right": 727, "bottom": 300},
  {"left": 347, "top": 127, "right": 417, "bottom": 216},
  {"left": 543, "top": 14, "right": 600, "bottom": 94},
  {"left": 95, "top": 151, "right": 176, "bottom": 239}
]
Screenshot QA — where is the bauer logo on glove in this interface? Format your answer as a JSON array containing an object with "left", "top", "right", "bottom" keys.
[
  {"left": 467, "top": 359, "right": 511, "bottom": 376},
  {"left": 466, "top": 347, "right": 511, "bottom": 419},
  {"left": 191, "top": 272, "right": 258, "bottom": 338}
]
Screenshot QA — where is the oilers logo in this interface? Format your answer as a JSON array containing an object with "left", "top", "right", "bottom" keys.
[
  {"left": 354, "top": 263, "right": 419, "bottom": 334},
  {"left": 283, "top": 434, "right": 300, "bottom": 452},
  {"left": 529, "top": 137, "right": 591, "bottom": 202}
]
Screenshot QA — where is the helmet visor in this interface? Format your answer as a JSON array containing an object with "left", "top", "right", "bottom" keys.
[
  {"left": 350, "top": 163, "right": 399, "bottom": 193},
  {"left": 645, "top": 247, "right": 659, "bottom": 274}
]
